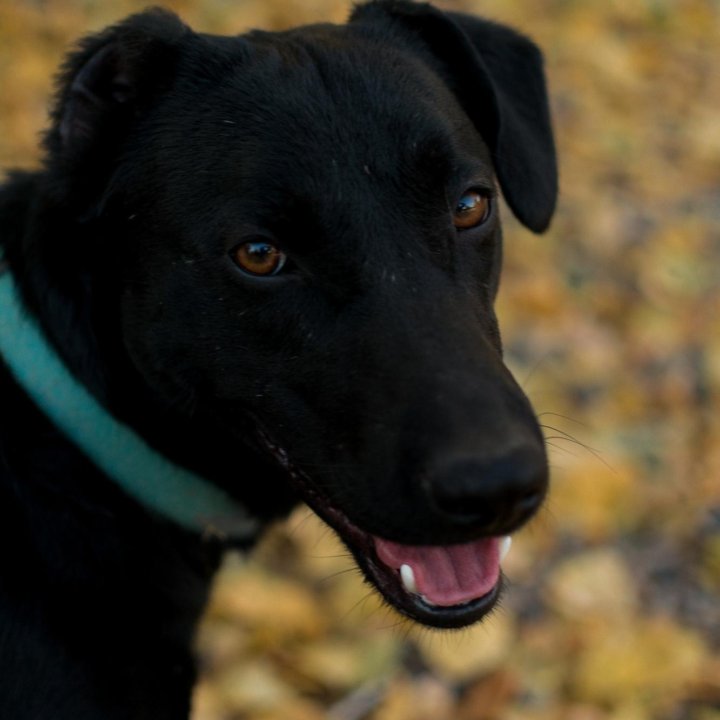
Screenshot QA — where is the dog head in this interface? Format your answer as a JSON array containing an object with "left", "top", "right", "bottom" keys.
[{"left": 43, "top": 0, "right": 557, "bottom": 628}]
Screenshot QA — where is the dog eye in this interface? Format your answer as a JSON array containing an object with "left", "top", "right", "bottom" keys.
[
  {"left": 231, "top": 241, "right": 287, "bottom": 277},
  {"left": 453, "top": 190, "right": 491, "bottom": 229}
]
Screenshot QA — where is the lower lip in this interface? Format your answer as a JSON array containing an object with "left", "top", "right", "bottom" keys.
[{"left": 393, "top": 575, "right": 503, "bottom": 629}]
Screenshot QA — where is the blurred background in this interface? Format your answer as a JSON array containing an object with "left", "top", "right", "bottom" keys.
[{"left": 1, "top": 0, "right": 719, "bottom": 718}]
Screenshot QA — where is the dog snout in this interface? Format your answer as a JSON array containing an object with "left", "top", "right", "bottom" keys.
[{"left": 425, "top": 444, "right": 548, "bottom": 535}]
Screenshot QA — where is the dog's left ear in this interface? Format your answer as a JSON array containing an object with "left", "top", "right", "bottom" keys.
[
  {"left": 350, "top": 1, "right": 558, "bottom": 233},
  {"left": 43, "top": 9, "right": 190, "bottom": 203}
]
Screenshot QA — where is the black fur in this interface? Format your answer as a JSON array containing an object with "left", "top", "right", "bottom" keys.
[{"left": 0, "top": 3, "right": 557, "bottom": 717}]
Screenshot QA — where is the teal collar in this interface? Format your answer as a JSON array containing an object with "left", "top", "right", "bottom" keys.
[{"left": 0, "top": 251, "right": 259, "bottom": 540}]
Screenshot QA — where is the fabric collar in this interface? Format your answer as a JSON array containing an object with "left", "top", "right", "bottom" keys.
[{"left": 0, "top": 250, "right": 259, "bottom": 540}]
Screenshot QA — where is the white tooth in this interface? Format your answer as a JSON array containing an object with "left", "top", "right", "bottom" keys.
[
  {"left": 400, "top": 564, "right": 418, "bottom": 594},
  {"left": 499, "top": 536, "right": 512, "bottom": 563}
]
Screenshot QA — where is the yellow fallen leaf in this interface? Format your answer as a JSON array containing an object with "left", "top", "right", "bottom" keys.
[
  {"left": 548, "top": 457, "right": 640, "bottom": 541},
  {"left": 214, "top": 660, "right": 294, "bottom": 714},
  {"left": 205, "top": 556, "right": 326, "bottom": 640},
  {"left": 545, "top": 549, "right": 638, "bottom": 620},
  {"left": 414, "top": 611, "right": 517, "bottom": 682},
  {"left": 375, "top": 674, "right": 455, "bottom": 720},
  {"left": 573, "top": 617, "right": 707, "bottom": 711}
]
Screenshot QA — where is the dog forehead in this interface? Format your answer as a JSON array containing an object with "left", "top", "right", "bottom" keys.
[
  {"left": 172, "top": 25, "right": 473, "bottom": 175},
  {"left": 233, "top": 24, "right": 452, "bottom": 119}
]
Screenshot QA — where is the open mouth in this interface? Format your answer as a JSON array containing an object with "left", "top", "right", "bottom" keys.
[
  {"left": 257, "top": 429, "right": 513, "bottom": 629},
  {"left": 317, "top": 496, "right": 511, "bottom": 629}
]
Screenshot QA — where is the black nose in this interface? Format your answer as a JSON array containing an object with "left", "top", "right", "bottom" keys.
[{"left": 426, "top": 445, "right": 548, "bottom": 534}]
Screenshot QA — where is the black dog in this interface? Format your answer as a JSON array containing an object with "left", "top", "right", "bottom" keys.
[{"left": 0, "top": 1, "right": 556, "bottom": 717}]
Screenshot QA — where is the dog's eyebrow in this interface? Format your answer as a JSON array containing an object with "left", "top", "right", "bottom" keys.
[
  {"left": 405, "top": 129, "right": 495, "bottom": 193},
  {"left": 450, "top": 160, "right": 496, "bottom": 194}
]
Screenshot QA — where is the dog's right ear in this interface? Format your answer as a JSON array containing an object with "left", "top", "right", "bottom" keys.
[
  {"left": 350, "top": 1, "right": 557, "bottom": 234},
  {"left": 45, "top": 9, "right": 189, "bottom": 188}
]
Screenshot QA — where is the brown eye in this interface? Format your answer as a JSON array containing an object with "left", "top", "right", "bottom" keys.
[
  {"left": 231, "top": 241, "right": 287, "bottom": 277},
  {"left": 453, "top": 190, "right": 491, "bottom": 229}
]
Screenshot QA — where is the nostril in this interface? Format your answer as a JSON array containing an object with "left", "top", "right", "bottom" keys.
[{"left": 426, "top": 446, "right": 548, "bottom": 533}]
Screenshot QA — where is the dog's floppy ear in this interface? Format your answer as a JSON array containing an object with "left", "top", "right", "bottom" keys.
[
  {"left": 45, "top": 9, "right": 189, "bottom": 189},
  {"left": 350, "top": 1, "right": 558, "bottom": 233}
]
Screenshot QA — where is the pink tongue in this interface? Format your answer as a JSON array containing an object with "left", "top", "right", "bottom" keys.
[{"left": 374, "top": 536, "right": 501, "bottom": 607}]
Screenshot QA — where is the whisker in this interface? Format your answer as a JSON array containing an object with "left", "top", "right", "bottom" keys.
[
  {"left": 545, "top": 439, "right": 580, "bottom": 457},
  {"left": 339, "top": 589, "right": 378, "bottom": 625},
  {"left": 514, "top": 351, "right": 553, "bottom": 390},
  {"left": 284, "top": 508, "right": 318, "bottom": 537},
  {"left": 537, "top": 410, "right": 590, "bottom": 429},
  {"left": 317, "top": 566, "right": 362, "bottom": 585},
  {"left": 540, "top": 423, "right": 593, "bottom": 445},
  {"left": 540, "top": 424, "right": 616, "bottom": 473}
]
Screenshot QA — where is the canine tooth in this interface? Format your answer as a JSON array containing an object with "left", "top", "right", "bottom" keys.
[
  {"left": 499, "top": 536, "right": 512, "bottom": 563},
  {"left": 400, "top": 564, "right": 418, "bottom": 594}
]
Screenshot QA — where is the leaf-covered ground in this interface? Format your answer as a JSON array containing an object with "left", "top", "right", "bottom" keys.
[{"left": 1, "top": 1, "right": 718, "bottom": 718}]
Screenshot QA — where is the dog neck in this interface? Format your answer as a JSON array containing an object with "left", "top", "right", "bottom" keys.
[{"left": 0, "top": 250, "right": 259, "bottom": 540}]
